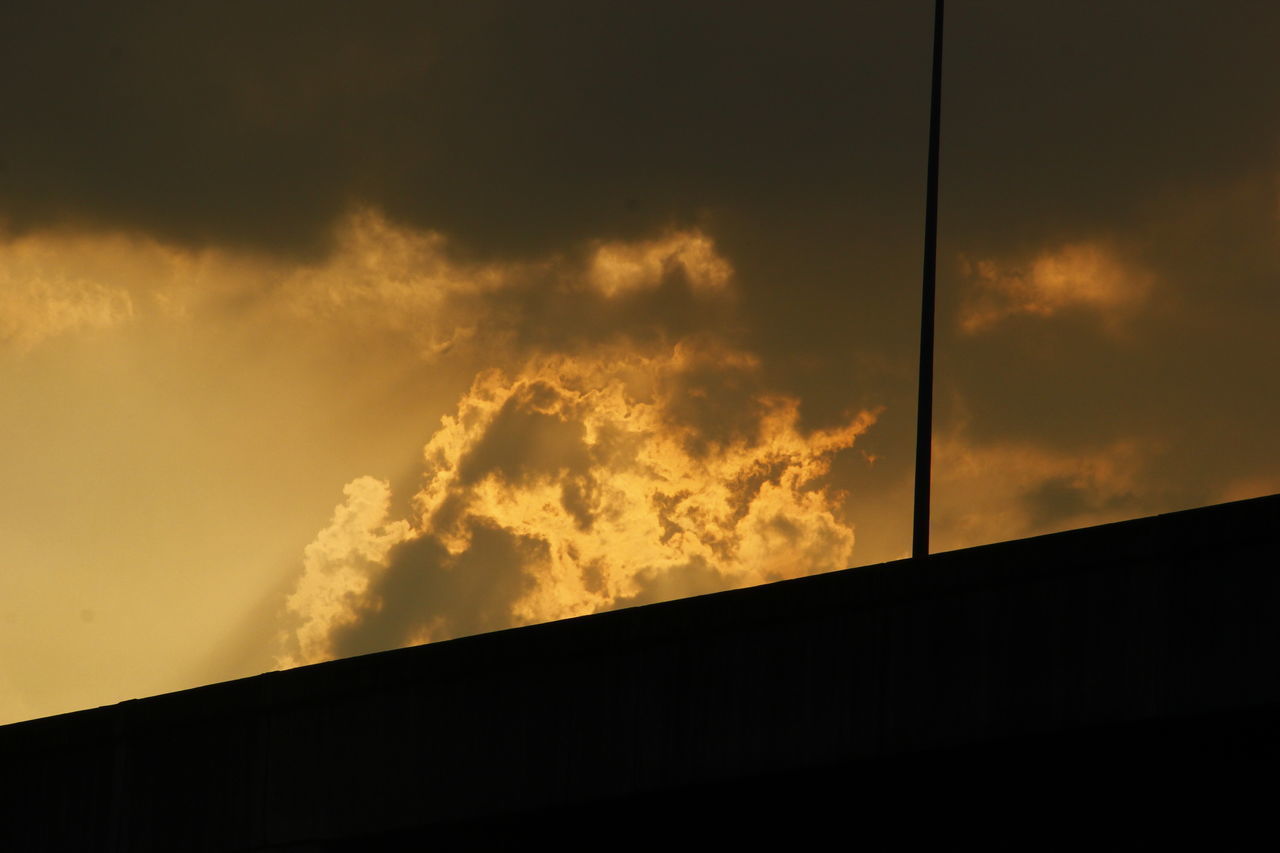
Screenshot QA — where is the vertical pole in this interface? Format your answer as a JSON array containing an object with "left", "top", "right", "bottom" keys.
[{"left": 913, "top": 0, "right": 944, "bottom": 560}]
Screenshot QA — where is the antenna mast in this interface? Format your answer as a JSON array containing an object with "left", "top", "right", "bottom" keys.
[{"left": 913, "top": 0, "right": 944, "bottom": 560}]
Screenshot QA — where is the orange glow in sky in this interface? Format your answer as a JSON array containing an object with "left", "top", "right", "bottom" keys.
[{"left": 2, "top": 1, "right": 1278, "bottom": 725}]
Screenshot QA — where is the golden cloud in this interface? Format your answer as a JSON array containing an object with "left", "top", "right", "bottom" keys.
[
  {"left": 958, "top": 242, "right": 1153, "bottom": 333},
  {"left": 588, "top": 231, "right": 733, "bottom": 298},
  {"left": 0, "top": 232, "right": 142, "bottom": 351},
  {"left": 0, "top": 209, "right": 738, "bottom": 362},
  {"left": 0, "top": 224, "right": 289, "bottom": 352},
  {"left": 278, "top": 210, "right": 736, "bottom": 358},
  {"left": 0, "top": 213, "right": 874, "bottom": 673},
  {"left": 279, "top": 342, "right": 876, "bottom": 666},
  {"left": 274, "top": 209, "right": 526, "bottom": 356},
  {"left": 280, "top": 476, "right": 414, "bottom": 667}
]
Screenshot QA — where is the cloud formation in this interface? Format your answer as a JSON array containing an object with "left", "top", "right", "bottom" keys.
[
  {"left": 931, "top": 429, "right": 1155, "bottom": 552},
  {"left": 4, "top": 1, "right": 1279, "bottom": 723},
  {"left": 281, "top": 476, "right": 414, "bottom": 666},
  {"left": 0, "top": 2, "right": 933, "bottom": 262},
  {"left": 234, "top": 212, "right": 874, "bottom": 665},
  {"left": 0, "top": 233, "right": 138, "bottom": 351},
  {"left": 958, "top": 243, "right": 1153, "bottom": 334},
  {"left": 588, "top": 231, "right": 733, "bottom": 298},
  {"left": 276, "top": 209, "right": 739, "bottom": 360},
  {"left": 280, "top": 342, "right": 874, "bottom": 666}
]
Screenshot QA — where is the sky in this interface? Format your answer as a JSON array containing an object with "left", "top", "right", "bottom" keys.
[{"left": 2, "top": 1, "right": 1278, "bottom": 724}]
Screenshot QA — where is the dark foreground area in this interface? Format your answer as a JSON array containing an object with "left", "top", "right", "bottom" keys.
[{"left": 4, "top": 494, "right": 1278, "bottom": 849}]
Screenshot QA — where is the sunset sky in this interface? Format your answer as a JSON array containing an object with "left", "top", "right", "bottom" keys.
[{"left": 2, "top": 1, "right": 1278, "bottom": 724}]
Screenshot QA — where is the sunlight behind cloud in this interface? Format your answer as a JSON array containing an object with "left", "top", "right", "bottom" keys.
[
  {"left": 280, "top": 342, "right": 875, "bottom": 667},
  {"left": 282, "top": 476, "right": 414, "bottom": 668}
]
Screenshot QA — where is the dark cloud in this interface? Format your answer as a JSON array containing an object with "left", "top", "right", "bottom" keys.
[
  {"left": 660, "top": 357, "right": 772, "bottom": 456},
  {"left": 12, "top": 1, "right": 1279, "bottom": 720},
  {"left": 331, "top": 520, "right": 542, "bottom": 659},
  {"left": 943, "top": 2, "right": 1280, "bottom": 253},
  {"left": 457, "top": 383, "right": 592, "bottom": 487},
  {"left": 612, "top": 557, "right": 730, "bottom": 609},
  {"left": 927, "top": 3, "right": 1280, "bottom": 532},
  {"left": 6, "top": 0, "right": 1277, "bottom": 566},
  {"left": 461, "top": 258, "right": 740, "bottom": 363},
  {"left": 2, "top": 2, "right": 934, "bottom": 437},
  {"left": 1023, "top": 476, "right": 1138, "bottom": 533},
  {"left": 938, "top": 160, "right": 1280, "bottom": 475},
  {"left": 1, "top": 2, "right": 930, "bottom": 257}
]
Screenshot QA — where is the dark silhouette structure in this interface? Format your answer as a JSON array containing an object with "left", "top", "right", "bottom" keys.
[
  {"left": 914, "top": 0, "right": 944, "bottom": 560},
  {"left": 3, "top": 493, "right": 1278, "bottom": 848}
]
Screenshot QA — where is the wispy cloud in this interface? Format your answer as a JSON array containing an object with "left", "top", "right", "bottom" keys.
[
  {"left": 0, "top": 234, "right": 140, "bottom": 351},
  {"left": 958, "top": 242, "right": 1153, "bottom": 334},
  {"left": 931, "top": 427, "right": 1158, "bottom": 551}
]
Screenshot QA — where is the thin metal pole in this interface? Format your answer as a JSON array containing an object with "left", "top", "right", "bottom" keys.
[{"left": 913, "top": 0, "right": 944, "bottom": 560}]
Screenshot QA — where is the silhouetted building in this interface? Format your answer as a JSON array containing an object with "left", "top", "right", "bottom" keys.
[{"left": 4, "top": 494, "right": 1278, "bottom": 849}]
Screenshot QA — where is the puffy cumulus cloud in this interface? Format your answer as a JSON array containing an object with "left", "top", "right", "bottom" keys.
[
  {"left": 957, "top": 243, "right": 1153, "bottom": 334},
  {"left": 279, "top": 342, "right": 875, "bottom": 666},
  {"left": 931, "top": 428, "right": 1159, "bottom": 552},
  {"left": 279, "top": 477, "right": 414, "bottom": 668}
]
